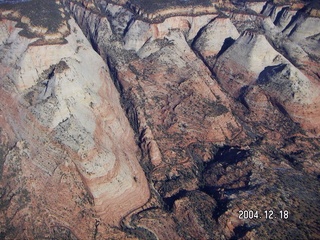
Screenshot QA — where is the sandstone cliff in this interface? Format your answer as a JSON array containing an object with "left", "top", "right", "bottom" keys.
[
  {"left": 0, "top": 1, "right": 149, "bottom": 238},
  {"left": 0, "top": 0, "right": 320, "bottom": 239}
]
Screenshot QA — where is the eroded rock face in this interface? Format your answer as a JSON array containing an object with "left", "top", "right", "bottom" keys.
[
  {"left": 193, "top": 17, "right": 240, "bottom": 66},
  {"left": 1, "top": 0, "right": 320, "bottom": 239},
  {"left": 0, "top": 4, "right": 149, "bottom": 239}
]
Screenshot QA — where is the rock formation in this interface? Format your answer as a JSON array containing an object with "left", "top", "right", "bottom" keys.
[
  {"left": 0, "top": 1, "right": 149, "bottom": 238},
  {"left": 0, "top": 0, "right": 319, "bottom": 239}
]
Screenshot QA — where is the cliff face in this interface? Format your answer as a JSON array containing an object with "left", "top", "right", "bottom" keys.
[
  {"left": 1, "top": 0, "right": 320, "bottom": 239},
  {"left": 0, "top": 1, "right": 149, "bottom": 238}
]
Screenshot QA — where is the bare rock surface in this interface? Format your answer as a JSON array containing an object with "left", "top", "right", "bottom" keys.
[
  {"left": 193, "top": 16, "right": 240, "bottom": 67},
  {"left": 0, "top": 0, "right": 320, "bottom": 239},
  {"left": 0, "top": 2, "right": 149, "bottom": 238}
]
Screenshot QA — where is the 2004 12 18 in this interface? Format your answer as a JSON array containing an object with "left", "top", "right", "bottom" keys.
[{"left": 238, "top": 210, "right": 289, "bottom": 219}]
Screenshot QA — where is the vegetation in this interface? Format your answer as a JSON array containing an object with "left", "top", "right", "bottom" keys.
[
  {"left": 1, "top": 0, "right": 68, "bottom": 33},
  {"left": 0, "top": 146, "right": 5, "bottom": 180},
  {"left": 205, "top": 100, "right": 229, "bottom": 117},
  {"left": 130, "top": 0, "right": 212, "bottom": 13},
  {"left": 0, "top": 128, "right": 7, "bottom": 181},
  {"left": 307, "top": 0, "right": 320, "bottom": 10}
]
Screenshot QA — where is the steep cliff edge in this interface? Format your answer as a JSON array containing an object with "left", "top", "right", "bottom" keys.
[{"left": 0, "top": 1, "right": 149, "bottom": 238}]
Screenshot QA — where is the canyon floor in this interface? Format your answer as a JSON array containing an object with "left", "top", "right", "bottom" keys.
[{"left": 0, "top": 0, "right": 319, "bottom": 239}]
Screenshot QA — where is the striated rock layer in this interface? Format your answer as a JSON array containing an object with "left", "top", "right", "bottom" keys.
[
  {"left": 0, "top": 1, "right": 149, "bottom": 239},
  {"left": 1, "top": 0, "right": 320, "bottom": 239}
]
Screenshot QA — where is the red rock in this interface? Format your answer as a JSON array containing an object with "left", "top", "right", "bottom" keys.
[{"left": 1, "top": 0, "right": 319, "bottom": 239}]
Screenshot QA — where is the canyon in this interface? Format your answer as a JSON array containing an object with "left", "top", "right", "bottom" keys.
[{"left": 0, "top": 0, "right": 319, "bottom": 239}]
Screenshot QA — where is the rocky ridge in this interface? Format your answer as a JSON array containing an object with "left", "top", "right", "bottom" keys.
[
  {"left": 0, "top": 2, "right": 149, "bottom": 238},
  {"left": 0, "top": 0, "right": 320, "bottom": 239}
]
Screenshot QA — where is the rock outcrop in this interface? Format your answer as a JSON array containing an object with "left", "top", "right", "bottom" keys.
[
  {"left": 0, "top": 0, "right": 319, "bottom": 239},
  {"left": 193, "top": 17, "right": 240, "bottom": 66},
  {"left": 0, "top": 2, "right": 149, "bottom": 238}
]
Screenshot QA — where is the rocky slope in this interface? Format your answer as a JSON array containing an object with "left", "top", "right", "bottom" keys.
[
  {"left": 0, "top": 0, "right": 320, "bottom": 239},
  {"left": 0, "top": 1, "right": 149, "bottom": 238}
]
